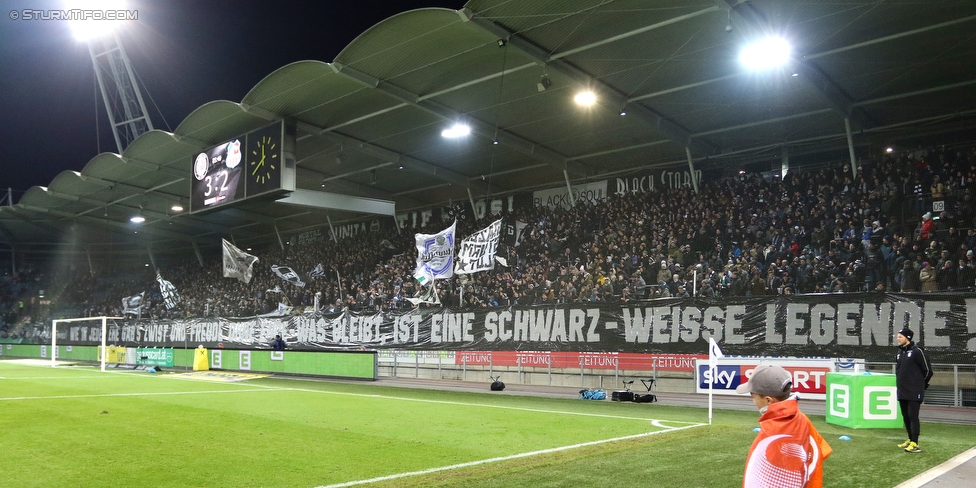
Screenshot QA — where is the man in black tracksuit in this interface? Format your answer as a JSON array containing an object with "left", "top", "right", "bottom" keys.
[{"left": 895, "top": 327, "right": 933, "bottom": 453}]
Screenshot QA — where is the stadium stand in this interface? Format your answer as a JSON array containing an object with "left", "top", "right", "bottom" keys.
[{"left": 2, "top": 142, "right": 974, "bottom": 330}]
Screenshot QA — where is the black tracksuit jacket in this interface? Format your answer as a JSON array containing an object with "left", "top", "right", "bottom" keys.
[{"left": 896, "top": 341, "right": 933, "bottom": 401}]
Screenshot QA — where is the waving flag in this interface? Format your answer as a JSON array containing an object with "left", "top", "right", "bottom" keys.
[
  {"left": 455, "top": 219, "right": 502, "bottom": 275},
  {"left": 405, "top": 284, "right": 441, "bottom": 306},
  {"left": 272, "top": 264, "right": 306, "bottom": 288},
  {"left": 222, "top": 239, "right": 258, "bottom": 284},
  {"left": 414, "top": 220, "right": 456, "bottom": 283},
  {"left": 156, "top": 272, "right": 181, "bottom": 310},
  {"left": 121, "top": 292, "right": 145, "bottom": 317},
  {"left": 309, "top": 263, "right": 326, "bottom": 279}
]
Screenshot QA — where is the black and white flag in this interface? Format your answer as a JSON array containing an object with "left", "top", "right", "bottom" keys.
[
  {"left": 156, "top": 272, "right": 181, "bottom": 310},
  {"left": 455, "top": 219, "right": 502, "bottom": 275},
  {"left": 272, "top": 264, "right": 306, "bottom": 288},
  {"left": 222, "top": 239, "right": 259, "bottom": 284},
  {"left": 121, "top": 292, "right": 145, "bottom": 317},
  {"left": 309, "top": 263, "right": 326, "bottom": 279},
  {"left": 514, "top": 220, "right": 528, "bottom": 247},
  {"left": 405, "top": 284, "right": 440, "bottom": 306}
]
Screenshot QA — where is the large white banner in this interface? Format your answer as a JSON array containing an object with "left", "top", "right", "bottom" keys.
[
  {"left": 532, "top": 181, "right": 608, "bottom": 209},
  {"left": 455, "top": 219, "right": 502, "bottom": 275},
  {"left": 414, "top": 220, "right": 456, "bottom": 284},
  {"left": 222, "top": 239, "right": 259, "bottom": 284}
]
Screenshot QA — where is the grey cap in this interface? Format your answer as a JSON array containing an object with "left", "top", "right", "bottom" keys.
[{"left": 735, "top": 364, "right": 793, "bottom": 397}]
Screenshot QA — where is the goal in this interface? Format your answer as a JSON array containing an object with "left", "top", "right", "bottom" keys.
[{"left": 51, "top": 316, "right": 124, "bottom": 371}]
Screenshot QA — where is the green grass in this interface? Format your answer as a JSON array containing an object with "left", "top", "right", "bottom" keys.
[{"left": 1, "top": 360, "right": 973, "bottom": 488}]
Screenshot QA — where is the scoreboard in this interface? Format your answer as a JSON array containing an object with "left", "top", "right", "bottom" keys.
[{"left": 189, "top": 121, "right": 294, "bottom": 213}]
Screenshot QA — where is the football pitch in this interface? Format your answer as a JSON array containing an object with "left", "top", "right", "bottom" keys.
[{"left": 1, "top": 360, "right": 973, "bottom": 487}]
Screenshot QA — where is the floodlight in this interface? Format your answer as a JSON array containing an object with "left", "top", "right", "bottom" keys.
[
  {"left": 130, "top": 204, "right": 145, "bottom": 223},
  {"left": 886, "top": 147, "right": 894, "bottom": 153},
  {"left": 537, "top": 75, "right": 552, "bottom": 92},
  {"left": 170, "top": 204, "right": 184, "bottom": 212},
  {"left": 739, "top": 37, "right": 791, "bottom": 70},
  {"left": 441, "top": 123, "right": 471, "bottom": 138},
  {"left": 67, "top": 0, "right": 130, "bottom": 41},
  {"left": 574, "top": 91, "right": 596, "bottom": 106}
]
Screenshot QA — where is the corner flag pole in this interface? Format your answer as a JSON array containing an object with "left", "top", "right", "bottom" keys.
[
  {"left": 708, "top": 369, "right": 713, "bottom": 425},
  {"left": 708, "top": 336, "right": 724, "bottom": 426}
]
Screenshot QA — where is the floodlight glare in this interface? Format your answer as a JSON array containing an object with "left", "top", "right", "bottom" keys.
[
  {"left": 739, "top": 37, "right": 791, "bottom": 70},
  {"left": 67, "top": 0, "right": 130, "bottom": 41},
  {"left": 886, "top": 147, "right": 894, "bottom": 153},
  {"left": 170, "top": 204, "right": 184, "bottom": 212},
  {"left": 129, "top": 215, "right": 145, "bottom": 223},
  {"left": 441, "top": 123, "right": 471, "bottom": 138},
  {"left": 574, "top": 91, "right": 596, "bottom": 106}
]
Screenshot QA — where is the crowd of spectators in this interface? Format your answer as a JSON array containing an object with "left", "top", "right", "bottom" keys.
[{"left": 3, "top": 143, "right": 976, "bottom": 328}]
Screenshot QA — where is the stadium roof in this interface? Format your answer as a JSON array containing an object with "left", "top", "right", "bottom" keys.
[{"left": 3, "top": 0, "right": 976, "bottom": 258}]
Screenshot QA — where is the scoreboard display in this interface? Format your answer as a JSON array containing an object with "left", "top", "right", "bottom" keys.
[{"left": 190, "top": 121, "right": 291, "bottom": 213}]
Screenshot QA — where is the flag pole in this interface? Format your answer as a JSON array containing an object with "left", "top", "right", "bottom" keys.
[
  {"left": 336, "top": 270, "right": 344, "bottom": 303},
  {"left": 708, "top": 368, "right": 714, "bottom": 425},
  {"left": 707, "top": 336, "right": 723, "bottom": 426}
]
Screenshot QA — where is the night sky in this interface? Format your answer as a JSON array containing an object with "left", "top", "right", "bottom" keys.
[{"left": 0, "top": 0, "right": 466, "bottom": 202}]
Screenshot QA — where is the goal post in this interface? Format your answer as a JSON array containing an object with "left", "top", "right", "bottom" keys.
[{"left": 51, "top": 316, "right": 124, "bottom": 371}]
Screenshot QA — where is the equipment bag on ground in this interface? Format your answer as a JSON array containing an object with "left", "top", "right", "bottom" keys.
[{"left": 579, "top": 389, "right": 607, "bottom": 400}]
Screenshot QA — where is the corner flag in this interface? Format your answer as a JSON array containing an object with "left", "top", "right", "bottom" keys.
[
  {"left": 708, "top": 336, "right": 724, "bottom": 374},
  {"left": 708, "top": 336, "right": 724, "bottom": 425}
]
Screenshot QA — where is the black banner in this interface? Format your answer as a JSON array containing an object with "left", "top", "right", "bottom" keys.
[{"left": 34, "top": 293, "right": 976, "bottom": 363}]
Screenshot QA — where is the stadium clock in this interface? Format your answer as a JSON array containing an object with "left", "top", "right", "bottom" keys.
[{"left": 245, "top": 122, "right": 282, "bottom": 197}]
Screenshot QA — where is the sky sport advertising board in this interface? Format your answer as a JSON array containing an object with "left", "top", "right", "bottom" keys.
[{"left": 695, "top": 358, "right": 861, "bottom": 400}]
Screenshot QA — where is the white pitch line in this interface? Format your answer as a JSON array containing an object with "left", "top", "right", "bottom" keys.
[
  {"left": 316, "top": 422, "right": 706, "bottom": 488},
  {"left": 0, "top": 387, "right": 288, "bottom": 402},
  {"left": 893, "top": 445, "right": 976, "bottom": 488},
  {"left": 278, "top": 386, "right": 702, "bottom": 425},
  {"left": 0, "top": 375, "right": 145, "bottom": 380},
  {"left": 2, "top": 372, "right": 698, "bottom": 425}
]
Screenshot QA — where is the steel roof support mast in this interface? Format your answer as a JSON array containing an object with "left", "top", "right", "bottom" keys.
[
  {"left": 70, "top": 4, "right": 152, "bottom": 153},
  {"left": 87, "top": 32, "right": 154, "bottom": 153}
]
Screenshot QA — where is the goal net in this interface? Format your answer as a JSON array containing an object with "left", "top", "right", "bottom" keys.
[{"left": 51, "top": 316, "right": 124, "bottom": 371}]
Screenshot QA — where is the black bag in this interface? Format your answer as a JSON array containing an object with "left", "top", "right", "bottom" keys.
[
  {"left": 633, "top": 393, "right": 657, "bottom": 403},
  {"left": 612, "top": 390, "right": 635, "bottom": 402},
  {"left": 489, "top": 375, "right": 505, "bottom": 391},
  {"left": 613, "top": 379, "right": 635, "bottom": 402}
]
